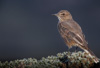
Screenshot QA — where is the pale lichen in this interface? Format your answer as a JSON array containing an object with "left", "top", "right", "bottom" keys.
[{"left": 0, "top": 51, "right": 99, "bottom": 68}]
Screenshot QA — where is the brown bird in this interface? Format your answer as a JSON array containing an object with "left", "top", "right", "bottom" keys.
[{"left": 53, "top": 10, "right": 99, "bottom": 63}]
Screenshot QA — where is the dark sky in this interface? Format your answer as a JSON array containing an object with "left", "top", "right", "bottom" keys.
[{"left": 0, "top": 0, "right": 100, "bottom": 61}]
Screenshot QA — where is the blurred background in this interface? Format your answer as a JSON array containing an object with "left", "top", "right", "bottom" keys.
[{"left": 0, "top": 0, "right": 100, "bottom": 62}]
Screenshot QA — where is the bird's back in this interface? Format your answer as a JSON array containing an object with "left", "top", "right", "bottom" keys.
[{"left": 59, "top": 19, "right": 82, "bottom": 34}]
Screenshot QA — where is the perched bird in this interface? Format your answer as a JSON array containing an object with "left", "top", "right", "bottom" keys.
[{"left": 53, "top": 10, "right": 99, "bottom": 63}]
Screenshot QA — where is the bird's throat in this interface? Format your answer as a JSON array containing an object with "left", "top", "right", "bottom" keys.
[{"left": 57, "top": 16, "right": 72, "bottom": 22}]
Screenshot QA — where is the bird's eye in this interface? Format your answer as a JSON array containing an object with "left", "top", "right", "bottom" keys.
[{"left": 61, "top": 13, "right": 65, "bottom": 15}]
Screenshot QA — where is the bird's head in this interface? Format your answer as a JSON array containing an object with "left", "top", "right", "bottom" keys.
[{"left": 53, "top": 10, "right": 72, "bottom": 22}]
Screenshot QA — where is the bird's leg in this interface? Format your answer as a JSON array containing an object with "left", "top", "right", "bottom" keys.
[
  {"left": 68, "top": 48, "right": 71, "bottom": 55},
  {"left": 75, "top": 46, "right": 78, "bottom": 52},
  {"left": 68, "top": 48, "right": 70, "bottom": 52}
]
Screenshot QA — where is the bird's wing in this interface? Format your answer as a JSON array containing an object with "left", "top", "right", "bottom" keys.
[
  {"left": 67, "top": 31, "right": 84, "bottom": 45},
  {"left": 58, "top": 21, "right": 87, "bottom": 47}
]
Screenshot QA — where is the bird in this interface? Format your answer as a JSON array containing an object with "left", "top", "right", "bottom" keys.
[{"left": 53, "top": 10, "right": 99, "bottom": 63}]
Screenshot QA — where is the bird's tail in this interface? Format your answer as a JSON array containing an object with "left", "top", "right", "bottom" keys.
[{"left": 84, "top": 48, "right": 99, "bottom": 63}]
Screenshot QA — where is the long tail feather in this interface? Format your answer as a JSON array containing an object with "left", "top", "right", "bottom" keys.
[{"left": 84, "top": 48, "right": 99, "bottom": 63}]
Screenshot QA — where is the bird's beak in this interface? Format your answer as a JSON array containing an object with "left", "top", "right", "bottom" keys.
[{"left": 52, "top": 14, "right": 58, "bottom": 16}]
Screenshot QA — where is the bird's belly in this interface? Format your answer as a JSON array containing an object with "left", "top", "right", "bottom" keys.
[
  {"left": 67, "top": 41, "right": 77, "bottom": 48},
  {"left": 64, "top": 36, "right": 78, "bottom": 48}
]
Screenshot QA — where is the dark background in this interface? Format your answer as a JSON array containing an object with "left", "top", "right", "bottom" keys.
[{"left": 0, "top": 0, "right": 100, "bottom": 62}]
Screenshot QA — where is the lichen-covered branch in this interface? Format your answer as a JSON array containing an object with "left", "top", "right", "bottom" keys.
[{"left": 0, "top": 51, "right": 100, "bottom": 68}]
